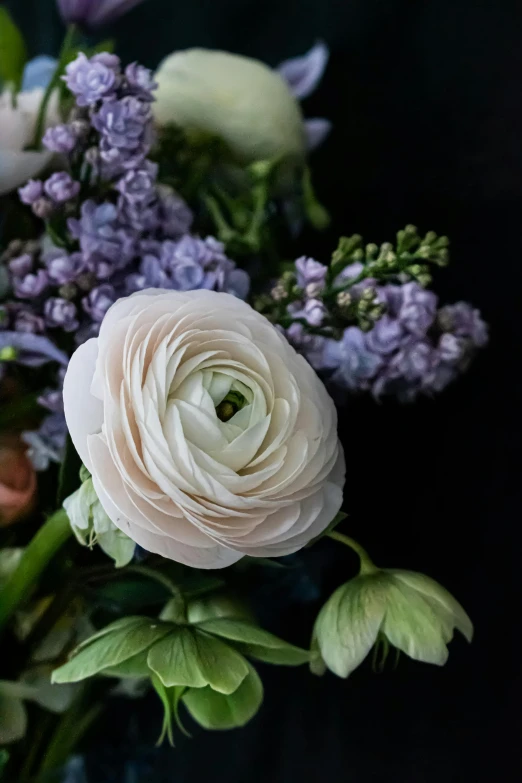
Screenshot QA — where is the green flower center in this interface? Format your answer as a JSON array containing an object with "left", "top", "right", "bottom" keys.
[{"left": 215, "top": 391, "right": 247, "bottom": 422}]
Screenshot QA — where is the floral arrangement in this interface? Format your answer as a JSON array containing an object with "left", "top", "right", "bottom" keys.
[{"left": 0, "top": 1, "right": 486, "bottom": 780}]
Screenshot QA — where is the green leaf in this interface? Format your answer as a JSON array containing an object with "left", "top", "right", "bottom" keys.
[
  {"left": 101, "top": 649, "right": 150, "bottom": 679},
  {"left": 0, "top": 8, "right": 27, "bottom": 90},
  {"left": 52, "top": 619, "right": 171, "bottom": 683},
  {"left": 183, "top": 662, "right": 263, "bottom": 730},
  {"left": 195, "top": 618, "right": 310, "bottom": 666},
  {"left": 147, "top": 627, "right": 249, "bottom": 694},
  {"left": 74, "top": 616, "right": 150, "bottom": 651}
]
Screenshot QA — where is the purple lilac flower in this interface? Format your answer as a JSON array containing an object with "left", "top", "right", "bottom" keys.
[
  {"left": 365, "top": 315, "right": 405, "bottom": 355},
  {"left": 63, "top": 52, "right": 119, "bottom": 106},
  {"left": 38, "top": 388, "right": 64, "bottom": 414},
  {"left": 397, "top": 282, "right": 437, "bottom": 337},
  {"left": 125, "top": 62, "right": 157, "bottom": 99},
  {"left": 19, "top": 180, "right": 43, "bottom": 205},
  {"left": 68, "top": 201, "right": 135, "bottom": 264},
  {"left": 289, "top": 297, "right": 326, "bottom": 327},
  {"left": 9, "top": 254, "right": 33, "bottom": 278},
  {"left": 93, "top": 97, "right": 151, "bottom": 150},
  {"left": 44, "top": 250, "right": 86, "bottom": 285},
  {"left": 277, "top": 41, "right": 329, "bottom": 101},
  {"left": 295, "top": 256, "right": 327, "bottom": 289},
  {"left": 82, "top": 284, "right": 116, "bottom": 322},
  {"left": 22, "top": 411, "right": 67, "bottom": 471},
  {"left": 44, "top": 298, "right": 79, "bottom": 332},
  {"left": 44, "top": 172, "right": 81, "bottom": 203},
  {"left": 437, "top": 302, "right": 489, "bottom": 346},
  {"left": 14, "top": 270, "right": 48, "bottom": 299},
  {"left": 304, "top": 118, "right": 332, "bottom": 152},
  {"left": 13, "top": 309, "right": 45, "bottom": 334},
  {"left": 57, "top": 0, "right": 145, "bottom": 27},
  {"left": 42, "top": 124, "right": 78, "bottom": 154},
  {"left": 322, "top": 328, "right": 384, "bottom": 390},
  {"left": 116, "top": 162, "right": 158, "bottom": 205},
  {"left": 285, "top": 322, "right": 325, "bottom": 367}
]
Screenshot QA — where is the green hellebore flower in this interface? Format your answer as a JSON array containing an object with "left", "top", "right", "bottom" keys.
[
  {"left": 313, "top": 569, "right": 473, "bottom": 678},
  {"left": 63, "top": 474, "right": 135, "bottom": 568},
  {"left": 52, "top": 613, "right": 309, "bottom": 736}
]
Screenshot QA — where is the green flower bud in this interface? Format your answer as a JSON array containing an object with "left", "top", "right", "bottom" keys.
[
  {"left": 63, "top": 474, "right": 135, "bottom": 568},
  {"left": 313, "top": 569, "right": 472, "bottom": 678}
]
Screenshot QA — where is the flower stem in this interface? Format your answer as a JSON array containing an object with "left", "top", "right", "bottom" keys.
[
  {"left": 0, "top": 508, "right": 72, "bottom": 633},
  {"left": 327, "top": 530, "right": 377, "bottom": 574},
  {"left": 32, "top": 24, "right": 77, "bottom": 148},
  {"left": 125, "top": 564, "right": 182, "bottom": 598}
]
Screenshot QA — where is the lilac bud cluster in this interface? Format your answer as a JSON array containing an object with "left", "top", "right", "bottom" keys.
[
  {"left": 280, "top": 256, "right": 488, "bottom": 401},
  {"left": 1, "top": 53, "right": 251, "bottom": 470}
]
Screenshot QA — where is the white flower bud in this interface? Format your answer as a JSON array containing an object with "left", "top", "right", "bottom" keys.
[
  {"left": 154, "top": 49, "right": 306, "bottom": 164},
  {"left": 63, "top": 476, "right": 135, "bottom": 568},
  {"left": 313, "top": 568, "right": 473, "bottom": 678}
]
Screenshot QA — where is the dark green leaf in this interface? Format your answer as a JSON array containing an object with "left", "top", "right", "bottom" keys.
[
  {"left": 0, "top": 8, "right": 27, "bottom": 89},
  {"left": 183, "top": 662, "right": 263, "bottom": 730}
]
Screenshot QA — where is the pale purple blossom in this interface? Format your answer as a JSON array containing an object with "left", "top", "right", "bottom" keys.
[
  {"left": 277, "top": 41, "right": 329, "bottom": 100},
  {"left": 14, "top": 270, "right": 49, "bottom": 299},
  {"left": 397, "top": 282, "right": 437, "bottom": 336},
  {"left": 438, "top": 302, "right": 489, "bottom": 346},
  {"left": 82, "top": 284, "right": 116, "bottom": 322},
  {"left": 13, "top": 309, "right": 45, "bottom": 334},
  {"left": 323, "top": 328, "right": 384, "bottom": 390},
  {"left": 32, "top": 198, "right": 55, "bottom": 220},
  {"left": 42, "top": 124, "right": 78, "bottom": 154},
  {"left": 57, "top": 0, "right": 145, "bottom": 27},
  {"left": 44, "top": 172, "right": 81, "bottom": 203},
  {"left": 9, "top": 254, "right": 33, "bottom": 278},
  {"left": 125, "top": 62, "right": 157, "bottom": 99},
  {"left": 64, "top": 52, "right": 119, "bottom": 106},
  {"left": 116, "top": 162, "right": 158, "bottom": 205},
  {"left": 18, "top": 179, "right": 43, "bottom": 205},
  {"left": 93, "top": 97, "right": 151, "bottom": 150},
  {"left": 0, "top": 331, "right": 68, "bottom": 366},
  {"left": 22, "top": 412, "right": 67, "bottom": 471},
  {"left": 44, "top": 298, "right": 79, "bottom": 332},
  {"left": 68, "top": 200, "right": 135, "bottom": 263},
  {"left": 44, "top": 250, "right": 86, "bottom": 285},
  {"left": 365, "top": 315, "right": 404, "bottom": 355},
  {"left": 295, "top": 256, "right": 327, "bottom": 289}
]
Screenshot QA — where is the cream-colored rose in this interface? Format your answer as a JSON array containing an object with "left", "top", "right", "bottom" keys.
[
  {"left": 63, "top": 289, "right": 344, "bottom": 569},
  {"left": 153, "top": 49, "right": 306, "bottom": 163},
  {"left": 0, "top": 88, "right": 59, "bottom": 196}
]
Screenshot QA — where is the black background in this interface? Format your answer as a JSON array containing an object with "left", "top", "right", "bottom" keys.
[{"left": 3, "top": 0, "right": 522, "bottom": 780}]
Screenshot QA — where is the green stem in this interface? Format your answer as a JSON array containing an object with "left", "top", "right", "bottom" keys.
[
  {"left": 125, "top": 564, "right": 182, "bottom": 598},
  {"left": 327, "top": 530, "right": 377, "bottom": 575},
  {"left": 0, "top": 509, "right": 72, "bottom": 633},
  {"left": 32, "top": 24, "right": 76, "bottom": 148}
]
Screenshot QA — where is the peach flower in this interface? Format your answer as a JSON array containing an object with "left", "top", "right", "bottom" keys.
[{"left": 0, "top": 436, "right": 37, "bottom": 526}]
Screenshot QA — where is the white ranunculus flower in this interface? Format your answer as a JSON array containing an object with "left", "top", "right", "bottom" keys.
[
  {"left": 0, "top": 87, "right": 59, "bottom": 196},
  {"left": 153, "top": 49, "right": 307, "bottom": 163},
  {"left": 63, "top": 289, "right": 344, "bottom": 569}
]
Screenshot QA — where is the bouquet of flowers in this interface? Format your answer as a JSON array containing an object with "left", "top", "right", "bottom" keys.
[{"left": 0, "top": 2, "right": 487, "bottom": 780}]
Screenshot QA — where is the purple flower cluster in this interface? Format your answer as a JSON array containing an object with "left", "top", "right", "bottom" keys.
[
  {"left": 1, "top": 53, "right": 251, "bottom": 469},
  {"left": 283, "top": 258, "right": 488, "bottom": 401}
]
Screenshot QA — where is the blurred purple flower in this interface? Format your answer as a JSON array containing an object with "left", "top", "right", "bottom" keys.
[
  {"left": 57, "top": 0, "right": 146, "bottom": 27},
  {"left": 32, "top": 198, "right": 55, "bottom": 220},
  {"left": 0, "top": 331, "right": 68, "bottom": 366},
  {"left": 42, "top": 124, "right": 78, "bottom": 154},
  {"left": 82, "top": 284, "right": 116, "bottom": 321},
  {"left": 304, "top": 118, "right": 332, "bottom": 151},
  {"left": 44, "top": 297, "right": 79, "bottom": 332},
  {"left": 93, "top": 97, "right": 151, "bottom": 150},
  {"left": 13, "top": 309, "right": 45, "bottom": 334},
  {"left": 44, "top": 250, "right": 86, "bottom": 285},
  {"left": 398, "top": 282, "right": 437, "bottom": 336},
  {"left": 157, "top": 185, "right": 193, "bottom": 237},
  {"left": 125, "top": 62, "right": 157, "bottom": 99},
  {"left": 366, "top": 315, "right": 405, "bottom": 355},
  {"left": 9, "top": 254, "right": 33, "bottom": 278},
  {"left": 14, "top": 270, "right": 49, "bottom": 299},
  {"left": 116, "top": 162, "right": 157, "bottom": 205},
  {"left": 22, "top": 411, "right": 67, "bottom": 471},
  {"left": 277, "top": 41, "right": 329, "bottom": 100},
  {"left": 68, "top": 200, "right": 135, "bottom": 263},
  {"left": 64, "top": 52, "right": 119, "bottom": 106},
  {"left": 323, "top": 328, "right": 383, "bottom": 390},
  {"left": 295, "top": 256, "right": 327, "bottom": 289},
  {"left": 19, "top": 180, "right": 43, "bottom": 205},
  {"left": 44, "top": 172, "right": 81, "bottom": 203},
  {"left": 438, "top": 301, "right": 489, "bottom": 346}
]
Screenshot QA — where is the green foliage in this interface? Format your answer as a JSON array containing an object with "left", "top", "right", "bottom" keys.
[
  {"left": 0, "top": 8, "right": 27, "bottom": 90},
  {"left": 194, "top": 618, "right": 310, "bottom": 665},
  {"left": 183, "top": 662, "right": 263, "bottom": 730}
]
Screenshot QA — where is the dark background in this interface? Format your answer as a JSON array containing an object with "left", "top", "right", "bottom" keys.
[{"left": 4, "top": 0, "right": 522, "bottom": 780}]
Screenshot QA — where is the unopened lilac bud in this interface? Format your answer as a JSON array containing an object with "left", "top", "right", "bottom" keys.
[
  {"left": 32, "top": 198, "right": 55, "bottom": 220},
  {"left": 58, "top": 284, "right": 79, "bottom": 300},
  {"left": 271, "top": 284, "right": 287, "bottom": 302},
  {"left": 44, "top": 172, "right": 81, "bottom": 204},
  {"left": 305, "top": 282, "right": 323, "bottom": 298},
  {"left": 19, "top": 179, "right": 43, "bottom": 205},
  {"left": 336, "top": 291, "right": 352, "bottom": 308},
  {"left": 70, "top": 119, "right": 90, "bottom": 138}
]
